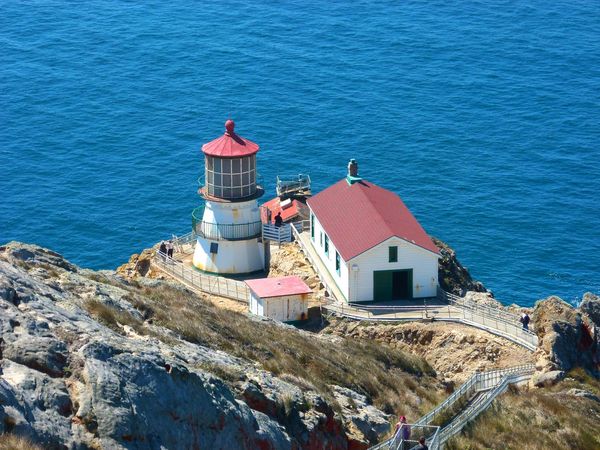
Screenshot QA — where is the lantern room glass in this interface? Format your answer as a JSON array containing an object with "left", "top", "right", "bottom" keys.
[{"left": 205, "top": 155, "right": 257, "bottom": 199}]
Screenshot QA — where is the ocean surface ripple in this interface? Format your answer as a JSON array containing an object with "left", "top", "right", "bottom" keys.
[{"left": 2, "top": 1, "right": 599, "bottom": 306}]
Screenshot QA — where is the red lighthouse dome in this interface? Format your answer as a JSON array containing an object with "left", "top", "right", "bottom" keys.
[{"left": 201, "top": 120, "right": 259, "bottom": 158}]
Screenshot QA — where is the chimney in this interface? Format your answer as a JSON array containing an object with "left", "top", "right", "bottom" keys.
[{"left": 346, "top": 159, "right": 362, "bottom": 185}]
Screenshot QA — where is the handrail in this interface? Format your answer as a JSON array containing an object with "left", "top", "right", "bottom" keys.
[
  {"left": 153, "top": 251, "right": 249, "bottom": 303},
  {"left": 439, "top": 290, "right": 538, "bottom": 349},
  {"left": 191, "top": 206, "right": 262, "bottom": 241},
  {"left": 415, "top": 364, "right": 534, "bottom": 427},
  {"left": 324, "top": 301, "right": 537, "bottom": 351},
  {"left": 371, "top": 364, "right": 535, "bottom": 449},
  {"left": 437, "top": 365, "right": 534, "bottom": 445},
  {"left": 291, "top": 222, "right": 340, "bottom": 303},
  {"left": 289, "top": 225, "right": 536, "bottom": 350},
  {"left": 440, "top": 289, "right": 536, "bottom": 334}
]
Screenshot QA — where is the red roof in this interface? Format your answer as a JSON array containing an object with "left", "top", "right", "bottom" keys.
[
  {"left": 260, "top": 197, "right": 306, "bottom": 223},
  {"left": 307, "top": 179, "right": 440, "bottom": 260},
  {"left": 202, "top": 120, "right": 259, "bottom": 158},
  {"left": 245, "top": 276, "right": 313, "bottom": 299}
]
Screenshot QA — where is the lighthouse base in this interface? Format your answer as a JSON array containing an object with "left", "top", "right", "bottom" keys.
[{"left": 192, "top": 237, "right": 265, "bottom": 275}]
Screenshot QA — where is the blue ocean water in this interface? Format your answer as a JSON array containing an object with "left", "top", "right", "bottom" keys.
[{"left": 1, "top": 1, "right": 599, "bottom": 307}]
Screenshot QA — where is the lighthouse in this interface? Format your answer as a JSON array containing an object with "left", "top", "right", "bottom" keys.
[{"left": 192, "top": 120, "right": 266, "bottom": 275}]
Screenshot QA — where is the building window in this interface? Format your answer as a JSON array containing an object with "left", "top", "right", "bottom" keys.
[
  {"left": 311, "top": 214, "right": 315, "bottom": 240},
  {"left": 335, "top": 251, "right": 340, "bottom": 275},
  {"left": 210, "top": 242, "right": 219, "bottom": 254},
  {"left": 324, "top": 235, "right": 329, "bottom": 256},
  {"left": 389, "top": 246, "right": 398, "bottom": 263},
  {"left": 320, "top": 232, "right": 323, "bottom": 247}
]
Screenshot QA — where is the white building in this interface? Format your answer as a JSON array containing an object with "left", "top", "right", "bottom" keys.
[
  {"left": 192, "top": 120, "right": 266, "bottom": 275},
  {"left": 306, "top": 159, "right": 440, "bottom": 303},
  {"left": 246, "top": 276, "right": 312, "bottom": 323}
]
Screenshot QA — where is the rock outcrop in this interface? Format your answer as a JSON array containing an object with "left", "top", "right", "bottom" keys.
[
  {"left": 116, "top": 247, "right": 161, "bottom": 279},
  {"left": 532, "top": 294, "right": 600, "bottom": 377},
  {"left": 323, "top": 319, "right": 534, "bottom": 384},
  {"left": 0, "top": 242, "right": 393, "bottom": 449},
  {"left": 432, "top": 237, "right": 488, "bottom": 296}
]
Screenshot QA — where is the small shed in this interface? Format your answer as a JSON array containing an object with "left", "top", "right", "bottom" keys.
[{"left": 245, "top": 276, "right": 312, "bottom": 323}]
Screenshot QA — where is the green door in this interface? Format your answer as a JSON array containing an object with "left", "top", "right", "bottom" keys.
[
  {"left": 373, "top": 271, "right": 393, "bottom": 301},
  {"left": 373, "top": 269, "right": 413, "bottom": 301}
]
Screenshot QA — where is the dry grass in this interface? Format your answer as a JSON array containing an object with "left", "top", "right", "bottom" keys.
[
  {"left": 94, "top": 281, "right": 441, "bottom": 418},
  {"left": 445, "top": 373, "right": 600, "bottom": 450},
  {"left": 430, "top": 395, "right": 469, "bottom": 427},
  {"left": 0, "top": 434, "right": 43, "bottom": 450},
  {"left": 84, "top": 299, "right": 145, "bottom": 334}
]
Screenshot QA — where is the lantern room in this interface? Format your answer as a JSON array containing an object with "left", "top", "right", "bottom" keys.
[{"left": 200, "top": 119, "right": 262, "bottom": 201}]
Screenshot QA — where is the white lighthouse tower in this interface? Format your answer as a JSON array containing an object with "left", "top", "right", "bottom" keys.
[{"left": 192, "top": 120, "right": 265, "bottom": 275}]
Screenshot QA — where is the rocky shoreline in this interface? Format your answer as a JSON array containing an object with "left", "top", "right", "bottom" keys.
[{"left": 1, "top": 240, "right": 599, "bottom": 449}]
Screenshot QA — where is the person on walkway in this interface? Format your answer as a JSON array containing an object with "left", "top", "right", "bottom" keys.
[
  {"left": 520, "top": 312, "right": 530, "bottom": 331},
  {"left": 166, "top": 240, "right": 174, "bottom": 258},
  {"left": 394, "top": 416, "right": 411, "bottom": 447},
  {"left": 274, "top": 212, "right": 283, "bottom": 227},
  {"left": 400, "top": 416, "right": 411, "bottom": 445},
  {"left": 416, "top": 436, "right": 428, "bottom": 450},
  {"left": 159, "top": 241, "right": 167, "bottom": 259}
]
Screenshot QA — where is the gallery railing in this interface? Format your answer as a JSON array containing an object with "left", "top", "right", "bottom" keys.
[{"left": 191, "top": 206, "right": 262, "bottom": 241}]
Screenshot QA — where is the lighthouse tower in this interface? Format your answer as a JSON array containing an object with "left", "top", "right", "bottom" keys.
[{"left": 192, "top": 120, "right": 265, "bottom": 275}]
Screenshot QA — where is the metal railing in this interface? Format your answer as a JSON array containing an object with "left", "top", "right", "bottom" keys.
[
  {"left": 171, "top": 231, "right": 196, "bottom": 254},
  {"left": 439, "top": 290, "right": 538, "bottom": 350},
  {"left": 191, "top": 206, "right": 262, "bottom": 241},
  {"left": 289, "top": 224, "right": 536, "bottom": 350},
  {"left": 262, "top": 223, "right": 292, "bottom": 243},
  {"left": 326, "top": 302, "right": 436, "bottom": 321},
  {"left": 371, "top": 364, "right": 534, "bottom": 449},
  {"left": 276, "top": 174, "right": 311, "bottom": 197},
  {"left": 153, "top": 251, "right": 250, "bottom": 303},
  {"left": 436, "top": 364, "right": 535, "bottom": 445},
  {"left": 374, "top": 424, "right": 441, "bottom": 450},
  {"left": 322, "top": 300, "right": 537, "bottom": 351},
  {"left": 291, "top": 221, "right": 341, "bottom": 303},
  {"left": 439, "top": 289, "right": 533, "bottom": 329}
]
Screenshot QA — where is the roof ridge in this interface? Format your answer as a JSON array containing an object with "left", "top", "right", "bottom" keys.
[{"left": 358, "top": 181, "right": 401, "bottom": 240}]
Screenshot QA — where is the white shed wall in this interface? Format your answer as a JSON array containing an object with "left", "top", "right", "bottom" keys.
[
  {"left": 249, "top": 293, "right": 308, "bottom": 322},
  {"left": 350, "top": 236, "right": 439, "bottom": 302},
  {"left": 308, "top": 208, "right": 349, "bottom": 302}
]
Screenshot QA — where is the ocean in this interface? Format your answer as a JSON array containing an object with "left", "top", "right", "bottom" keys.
[{"left": 1, "top": 1, "right": 599, "bottom": 307}]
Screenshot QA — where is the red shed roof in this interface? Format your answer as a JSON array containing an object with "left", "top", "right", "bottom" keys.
[
  {"left": 307, "top": 179, "right": 440, "bottom": 261},
  {"left": 245, "top": 276, "right": 313, "bottom": 299},
  {"left": 260, "top": 197, "right": 307, "bottom": 223},
  {"left": 202, "top": 120, "right": 259, "bottom": 158}
]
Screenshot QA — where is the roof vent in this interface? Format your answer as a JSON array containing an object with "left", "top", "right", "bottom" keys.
[{"left": 346, "top": 159, "right": 362, "bottom": 185}]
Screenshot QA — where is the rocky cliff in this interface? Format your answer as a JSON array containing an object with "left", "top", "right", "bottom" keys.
[
  {"left": 532, "top": 293, "right": 600, "bottom": 382},
  {"left": 3, "top": 240, "right": 600, "bottom": 449},
  {"left": 432, "top": 237, "right": 489, "bottom": 296},
  {"left": 0, "top": 242, "right": 436, "bottom": 450}
]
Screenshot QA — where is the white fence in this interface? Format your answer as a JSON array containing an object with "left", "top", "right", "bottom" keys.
[
  {"left": 262, "top": 223, "right": 292, "bottom": 243},
  {"left": 153, "top": 252, "right": 250, "bottom": 303}
]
